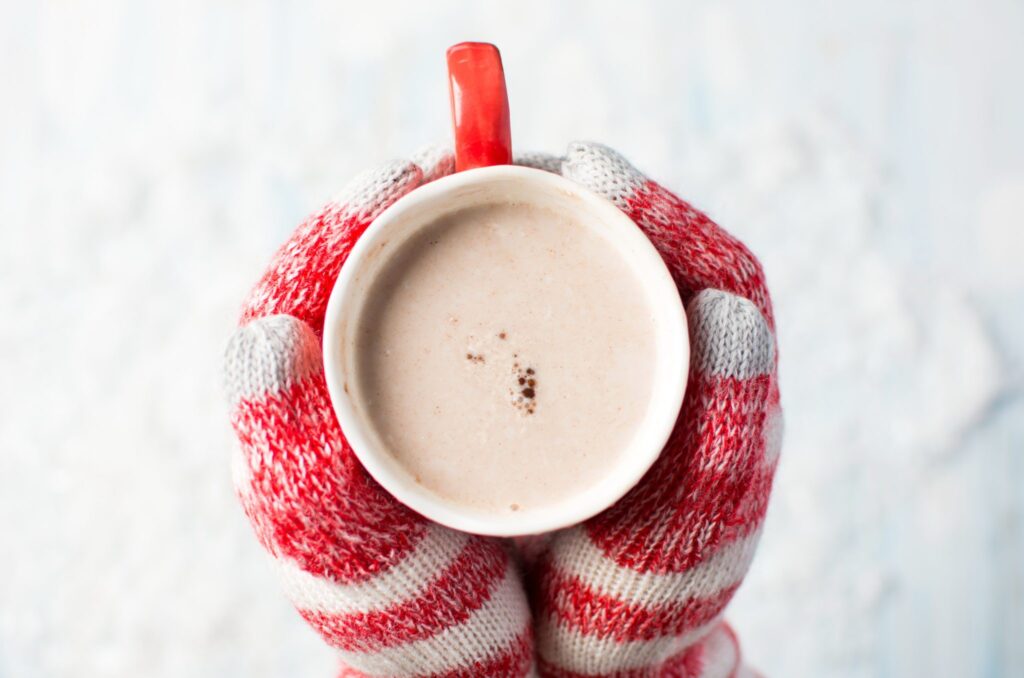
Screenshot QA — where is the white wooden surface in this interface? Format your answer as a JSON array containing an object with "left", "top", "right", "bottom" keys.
[{"left": 1, "top": 1, "right": 1022, "bottom": 676}]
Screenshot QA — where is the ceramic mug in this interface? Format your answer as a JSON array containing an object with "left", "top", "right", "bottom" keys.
[{"left": 322, "top": 43, "right": 687, "bottom": 536}]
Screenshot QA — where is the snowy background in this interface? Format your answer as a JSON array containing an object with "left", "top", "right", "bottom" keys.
[{"left": 2, "top": 1, "right": 1022, "bottom": 676}]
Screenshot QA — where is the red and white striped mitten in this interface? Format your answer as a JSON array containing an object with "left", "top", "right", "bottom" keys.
[
  {"left": 225, "top": 142, "right": 780, "bottom": 678},
  {"left": 526, "top": 143, "right": 781, "bottom": 678},
  {"left": 225, "top": 147, "right": 534, "bottom": 678}
]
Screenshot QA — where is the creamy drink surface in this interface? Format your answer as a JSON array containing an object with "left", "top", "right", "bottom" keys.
[{"left": 351, "top": 201, "right": 658, "bottom": 515}]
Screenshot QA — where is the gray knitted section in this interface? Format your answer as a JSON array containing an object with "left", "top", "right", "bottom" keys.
[
  {"left": 561, "top": 142, "right": 645, "bottom": 210},
  {"left": 224, "top": 314, "right": 321, "bottom": 405},
  {"left": 411, "top": 144, "right": 455, "bottom": 183},
  {"left": 687, "top": 289, "right": 774, "bottom": 379},
  {"left": 331, "top": 159, "right": 423, "bottom": 222},
  {"left": 514, "top": 151, "right": 564, "bottom": 174}
]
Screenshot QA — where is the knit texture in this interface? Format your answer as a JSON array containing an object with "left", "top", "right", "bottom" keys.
[{"left": 225, "top": 142, "right": 781, "bottom": 677}]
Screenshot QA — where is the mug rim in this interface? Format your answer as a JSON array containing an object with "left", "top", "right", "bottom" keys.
[{"left": 322, "top": 165, "right": 688, "bottom": 536}]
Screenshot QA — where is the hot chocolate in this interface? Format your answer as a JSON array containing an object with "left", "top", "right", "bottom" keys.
[{"left": 348, "top": 201, "right": 659, "bottom": 515}]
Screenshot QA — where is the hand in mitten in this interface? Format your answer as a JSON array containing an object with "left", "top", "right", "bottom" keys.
[
  {"left": 523, "top": 144, "right": 781, "bottom": 678},
  {"left": 225, "top": 147, "right": 533, "bottom": 678},
  {"left": 225, "top": 143, "right": 780, "bottom": 678}
]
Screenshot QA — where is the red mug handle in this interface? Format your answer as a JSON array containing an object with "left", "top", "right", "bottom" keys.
[{"left": 447, "top": 42, "right": 512, "bottom": 172}]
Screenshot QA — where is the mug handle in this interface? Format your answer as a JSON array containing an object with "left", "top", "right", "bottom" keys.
[{"left": 447, "top": 42, "right": 512, "bottom": 171}]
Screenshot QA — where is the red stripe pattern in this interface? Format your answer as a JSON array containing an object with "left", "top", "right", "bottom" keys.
[
  {"left": 334, "top": 627, "right": 533, "bottom": 678},
  {"left": 536, "top": 621, "right": 741, "bottom": 678},
  {"left": 537, "top": 558, "right": 739, "bottom": 643},
  {"left": 300, "top": 537, "right": 507, "bottom": 652},
  {"left": 428, "top": 628, "right": 535, "bottom": 678}
]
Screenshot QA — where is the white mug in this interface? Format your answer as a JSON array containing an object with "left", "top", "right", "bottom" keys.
[{"left": 321, "top": 164, "right": 688, "bottom": 536}]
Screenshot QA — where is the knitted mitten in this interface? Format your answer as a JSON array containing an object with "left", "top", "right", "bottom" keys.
[
  {"left": 527, "top": 143, "right": 781, "bottom": 677},
  {"left": 225, "top": 142, "right": 781, "bottom": 678},
  {"left": 224, "top": 147, "right": 533, "bottom": 678}
]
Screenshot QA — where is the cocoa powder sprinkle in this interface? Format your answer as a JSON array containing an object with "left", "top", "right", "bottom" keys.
[{"left": 510, "top": 363, "right": 538, "bottom": 413}]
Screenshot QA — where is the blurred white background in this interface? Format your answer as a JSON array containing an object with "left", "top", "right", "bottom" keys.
[{"left": 2, "top": 1, "right": 1022, "bottom": 676}]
